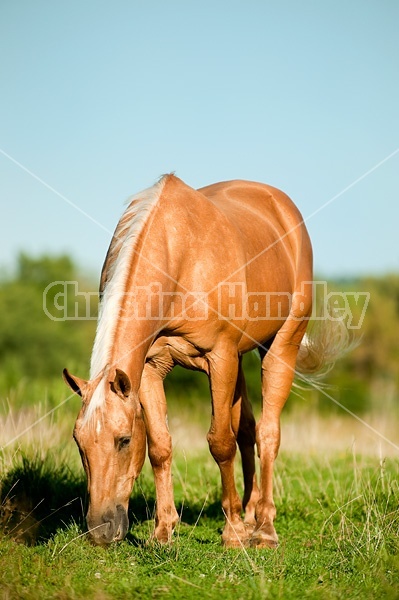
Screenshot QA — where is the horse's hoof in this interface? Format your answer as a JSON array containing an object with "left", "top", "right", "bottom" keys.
[
  {"left": 249, "top": 527, "right": 279, "bottom": 549},
  {"left": 221, "top": 521, "right": 251, "bottom": 548},
  {"left": 222, "top": 536, "right": 249, "bottom": 549},
  {"left": 148, "top": 527, "right": 173, "bottom": 545},
  {"left": 243, "top": 521, "right": 256, "bottom": 535}
]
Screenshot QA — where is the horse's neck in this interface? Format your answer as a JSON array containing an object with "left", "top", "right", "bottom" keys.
[
  {"left": 105, "top": 239, "right": 177, "bottom": 390},
  {"left": 93, "top": 175, "right": 207, "bottom": 388}
]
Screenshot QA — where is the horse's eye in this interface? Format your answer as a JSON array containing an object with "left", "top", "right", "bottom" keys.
[{"left": 118, "top": 436, "right": 131, "bottom": 450}]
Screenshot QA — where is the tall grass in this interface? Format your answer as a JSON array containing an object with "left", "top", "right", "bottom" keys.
[{"left": 1, "top": 379, "right": 399, "bottom": 599}]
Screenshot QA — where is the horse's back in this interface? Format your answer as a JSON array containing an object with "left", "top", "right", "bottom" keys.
[
  {"left": 197, "top": 179, "right": 312, "bottom": 286},
  {"left": 198, "top": 179, "right": 303, "bottom": 225}
]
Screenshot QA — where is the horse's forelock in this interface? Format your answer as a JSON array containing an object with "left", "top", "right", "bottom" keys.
[{"left": 79, "top": 375, "right": 105, "bottom": 428}]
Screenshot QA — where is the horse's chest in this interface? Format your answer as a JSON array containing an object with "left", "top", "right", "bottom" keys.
[{"left": 147, "top": 336, "right": 208, "bottom": 374}]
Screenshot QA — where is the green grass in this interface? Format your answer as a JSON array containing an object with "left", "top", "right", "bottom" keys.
[
  {"left": 1, "top": 376, "right": 399, "bottom": 599},
  {"left": 1, "top": 444, "right": 399, "bottom": 599}
]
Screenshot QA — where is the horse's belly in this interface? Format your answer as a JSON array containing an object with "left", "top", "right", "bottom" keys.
[{"left": 237, "top": 318, "right": 286, "bottom": 353}]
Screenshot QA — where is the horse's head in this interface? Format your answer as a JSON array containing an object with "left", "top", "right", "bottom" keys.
[{"left": 63, "top": 367, "right": 146, "bottom": 546}]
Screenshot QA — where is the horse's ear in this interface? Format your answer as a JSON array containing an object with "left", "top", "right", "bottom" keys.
[
  {"left": 110, "top": 368, "right": 131, "bottom": 400},
  {"left": 63, "top": 368, "right": 87, "bottom": 397}
]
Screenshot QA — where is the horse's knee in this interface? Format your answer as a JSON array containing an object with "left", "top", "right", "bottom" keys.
[
  {"left": 207, "top": 430, "right": 236, "bottom": 464},
  {"left": 148, "top": 434, "right": 173, "bottom": 468}
]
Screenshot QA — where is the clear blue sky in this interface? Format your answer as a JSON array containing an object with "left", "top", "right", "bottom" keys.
[{"left": 1, "top": 1, "right": 398, "bottom": 279}]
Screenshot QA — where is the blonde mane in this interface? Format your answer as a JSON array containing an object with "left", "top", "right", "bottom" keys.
[{"left": 86, "top": 176, "right": 167, "bottom": 420}]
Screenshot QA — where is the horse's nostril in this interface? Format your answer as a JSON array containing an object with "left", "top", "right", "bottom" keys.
[
  {"left": 101, "top": 524, "right": 111, "bottom": 537},
  {"left": 87, "top": 506, "right": 128, "bottom": 544},
  {"left": 87, "top": 517, "right": 114, "bottom": 545},
  {"left": 103, "top": 509, "right": 114, "bottom": 523}
]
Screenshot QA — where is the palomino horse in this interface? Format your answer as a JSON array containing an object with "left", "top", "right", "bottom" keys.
[{"left": 64, "top": 174, "right": 340, "bottom": 548}]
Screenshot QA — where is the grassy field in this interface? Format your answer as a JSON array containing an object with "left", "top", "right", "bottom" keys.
[{"left": 1, "top": 385, "right": 399, "bottom": 599}]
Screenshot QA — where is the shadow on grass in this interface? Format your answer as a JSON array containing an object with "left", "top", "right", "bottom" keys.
[
  {"left": 0, "top": 455, "right": 224, "bottom": 546},
  {"left": 0, "top": 454, "right": 87, "bottom": 545}
]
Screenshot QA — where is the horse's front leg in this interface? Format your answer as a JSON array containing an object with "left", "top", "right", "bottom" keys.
[
  {"left": 139, "top": 365, "right": 179, "bottom": 543},
  {"left": 207, "top": 343, "right": 249, "bottom": 548}
]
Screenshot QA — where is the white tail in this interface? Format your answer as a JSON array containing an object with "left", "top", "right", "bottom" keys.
[{"left": 295, "top": 314, "right": 356, "bottom": 383}]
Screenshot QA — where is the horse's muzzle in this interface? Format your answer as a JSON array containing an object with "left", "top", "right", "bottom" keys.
[{"left": 87, "top": 504, "right": 129, "bottom": 546}]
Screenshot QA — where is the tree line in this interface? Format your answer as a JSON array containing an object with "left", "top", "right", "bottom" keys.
[{"left": 0, "top": 253, "right": 397, "bottom": 414}]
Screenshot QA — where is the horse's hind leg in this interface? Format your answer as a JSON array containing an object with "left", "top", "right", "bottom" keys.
[
  {"left": 231, "top": 360, "right": 259, "bottom": 530},
  {"left": 250, "top": 313, "right": 309, "bottom": 549},
  {"left": 206, "top": 341, "right": 248, "bottom": 548}
]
